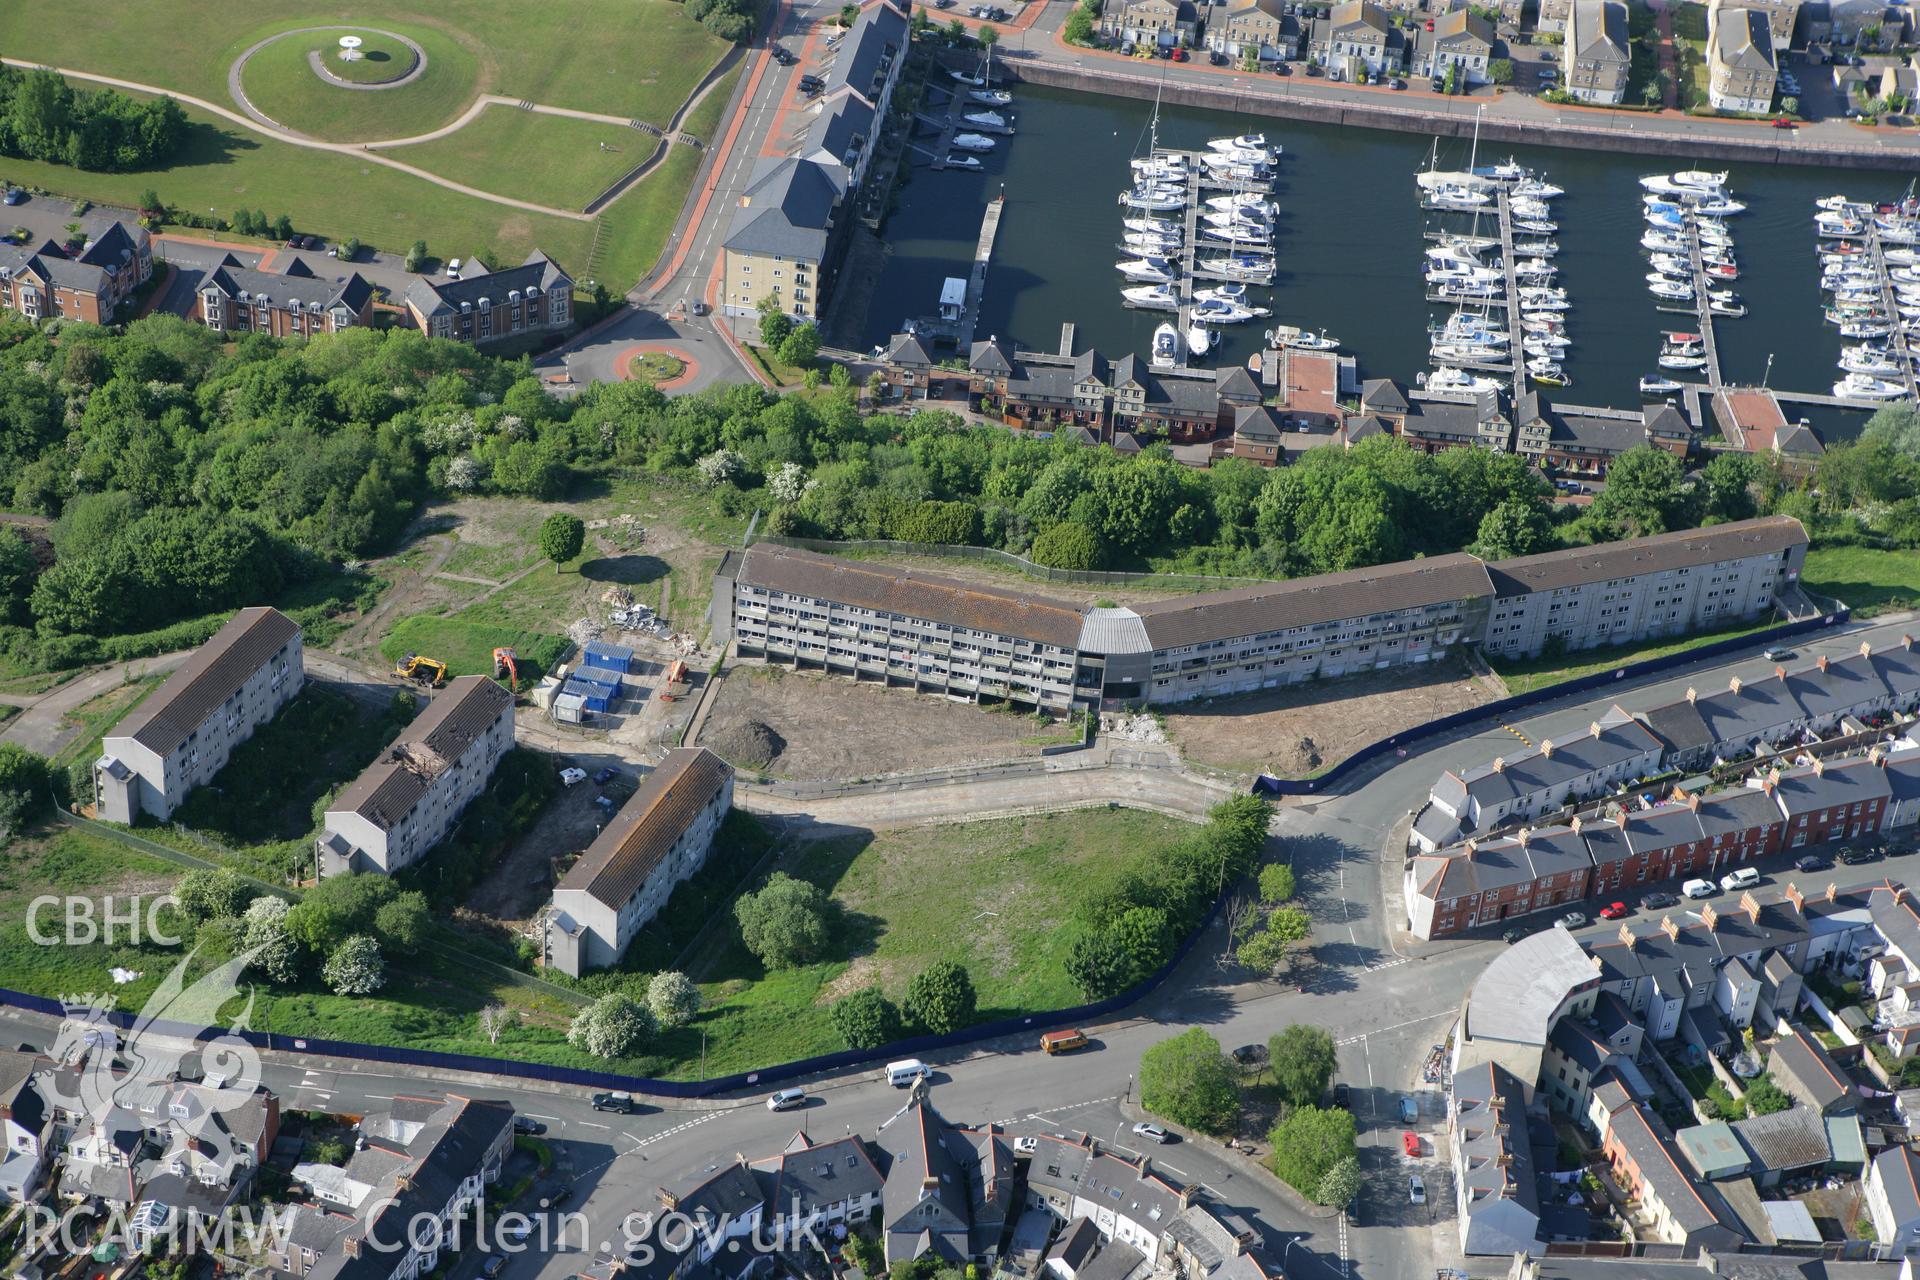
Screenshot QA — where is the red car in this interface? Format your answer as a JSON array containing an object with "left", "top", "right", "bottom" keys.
[
  {"left": 1599, "top": 901, "right": 1629, "bottom": 920},
  {"left": 1771, "top": 117, "right": 1796, "bottom": 129},
  {"left": 1171, "top": 47, "right": 1188, "bottom": 61},
  {"left": 1402, "top": 1130, "right": 1421, "bottom": 1157}
]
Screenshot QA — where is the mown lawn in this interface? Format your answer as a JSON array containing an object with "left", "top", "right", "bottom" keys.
[
  {"left": 675, "top": 809, "right": 1191, "bottom": 1077},
  {"left": 237, "top": 24, "right": 480, "bottom": 143},
  {"left": 1802, "top": 544, "right": 1920, "bottom": 618},
  {"left": 379, "top": 616, "right": 569, "bottom": 684},
  {"left": 1488, "top": 617, "right": 1784, "bottom": 696},
  {"left": 391, "top": 107, "right": 660, "bottom": 212}
]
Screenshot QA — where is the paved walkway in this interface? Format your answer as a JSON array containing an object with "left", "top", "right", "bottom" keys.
[
  {"left": 0, "top": 652, "right": 192, "bottom": 757},
  {"left": 1649, "top": 0, "right": 1680, "bottom": 109}
]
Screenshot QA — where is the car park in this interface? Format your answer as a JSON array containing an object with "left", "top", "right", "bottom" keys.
[
  {"left": 1793, "top": 854, "right": 1830, "bottom": 872},
  {"left": 1554, "top": 911, "right": 1589, "bottom": 930},
  {"left": 1598, "top": 902, "right": 1629, "bottom": 920},
  {"left": 1133, "top": 1122, "right": 1172, "bottom": 1143},
  {"left": 1641, "top": 891, "right": 1677, "bottom": 910}
]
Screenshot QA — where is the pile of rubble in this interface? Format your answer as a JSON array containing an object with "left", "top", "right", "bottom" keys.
[{"left": 1103, "top": 712, "right": 1167, "bottom": 744}]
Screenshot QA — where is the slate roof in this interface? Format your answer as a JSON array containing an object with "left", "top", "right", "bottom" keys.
[
  {"left": 1606, "top": 1102, "right": 1746, "bottom": 1239},
  {"left": 1589, "top": 900, "right": 1813, "bottom": 988},
  {"left": 830, "top": 0, "right": 908, "bottom": 100},
  {"left": 1549, "top": 1018, "right": 1613, "bottom": 1074},
  {"left": 1713, "top": 6, "right": 1776, "bottom": 72},
  {"left": 1048, "top": 1217, "right": 1101, "bottom": 1273},
  {"left": 1361, "top": 378, "right": 1408, "bottom": 412},
  {"left": 1870, "top": 1145, "right": 1920, "bottom": 1231},
  {"left": 888, "top": 332, "right": 935, "bottom": 366},
  {"left": 1571, "top": 0, "right": 1630, "bottom": 60},
  {"left": 1731, "top": 1105, "right": 1831, "bottom": 1173},
  {"left": 1451, "top": 1062, "right": 1541, "bottom": 1220},
  {"left": 1766, "top": 1024, "right": 1852, "bottom": 1113},
  {"left": 1770, "top": 756, "right": 1893, "bottom": 819},
  {"left": 769, "top": 1133, "right": 888, "bottom": 1218},
  {"left": 1431, "top": 6, "right": 1494, "bottom": 45},
  {"left": 1434, "top": 706, "right": 1661, "bottom": 819},
  {"left": 1485, "top": 517, "right": 1806, "bottom": 598},
  {"left": 1233, "top": 405, "right": 1284, "bottom": 443},
  {"left": 330, "top": 676, "right": 512, "bottom": 829},
  {"left": 0, "top": 239, "right": 110, "bottom": 296},
  {"left": 1130, "top": 553, "right": 1494, "bottom": 649},
  {"left": 1871, "top": 886, "right": 1920, "bottom": 966},
  {"left": 971, "top": 337, "right": 1016, "bottom": 374},
  {"left": 1214, "top": 365, "right": 1261, "bottom": 402},
  {"left": 722, "top": 157, "right": 846, "bottom": 260},
  {"left": 737, "top": 543, "right": 1085, "bottom": 648},
  {"left": 1417, "top": 823, "right": 1594, "bottom": 901},
  {"left": 111, "top": 607, "right": 300, "bottom": 757},
  {"left": 402, "top": 251, "right": 570, "bottom": 319},
  {"left": 201, "top": 254, "right": 373, "bottom": 314},
  {"left": 79, "top": 221, "right": 147, "bottom": 271},
  {"left": 805, "top": 96, "right": 876, "bottom": 171},
  {"left": 557, "top": 748, "right": 731, "bottom": 908}
]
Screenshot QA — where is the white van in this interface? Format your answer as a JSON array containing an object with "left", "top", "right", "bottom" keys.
[
  {"left": 766, "top": 1087, "right": 806, "bottom": 1112},
  {"left": 886, "top": 1059, "right": 931, "bottom": 1087},
  {"left": 1682, "top": 878, "right": 1716, "bottom": 899},
  {"left": 1721, "top": 867, "right": 1761, "bottom": 892}
]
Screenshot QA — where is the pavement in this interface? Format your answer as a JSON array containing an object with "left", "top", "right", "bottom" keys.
[{"left": 0, "top": 651, "right": 190, "bottom": 757}]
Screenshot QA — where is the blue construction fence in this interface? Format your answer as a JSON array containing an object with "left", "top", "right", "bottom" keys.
[
  {"left": 0, "top": 902, "right": 1216, "bottom": 1100},
  {"left": 1252, "top": 609, "right": 1852, "bottom": 797}
]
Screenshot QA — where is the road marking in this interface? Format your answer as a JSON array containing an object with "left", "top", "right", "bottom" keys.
[
  {"left": 998, "top": 1094, "right": 1121, "bottom": 1127},
  {"left": 1499, "top": 722, "right": 1535, "bottom": 748},
  {"left": 578, "top": 1121, "right": 610, "bottom": 1131},
  {"left": 1361, "top": 957, "right": 1411, "bottom": 975},
  {"left": 630, "top": 1112, "right": 720, "bottom": 1150},
  {"left": 1337, "top": 1010, "right": 1455, "bottom": 1048},
  {"left": 1337, "top": 1213, "right": 1349, "bottom": 1279}
]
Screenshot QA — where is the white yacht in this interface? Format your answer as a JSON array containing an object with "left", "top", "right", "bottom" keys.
[
  {"left": 962, "top": 110, "right": 1008, "bottom": 130},
  {"left": 1526, "top": 357, "right": 1569, "bottom": 387},
  {"left": 951, "top": 133, "right": 997, "bottom": 152},
  {"left": 1658, "top": 350, "right": 1707, "bottom": 370},
  {"left": 1512, "top": 177, "right": 1563, "bottom": 199},
  {"left": 1123, "top": 233, "right": 1182, "bottom": 255},
  {"left": 1640, "top": 170, "right": 1728, "bottom": 196},
  {"left": 1475, "top": 158, "right": 1530, "bottom": 183},
  {"left": 1639, "top": 375, "right": 1686, "bottom": 396},
  {"left": 1116, "top": 257, "right": 1175, "bottom": 282},
  {"left": 1426, "top": 185, "right": 1492, "bottom": 210},
  {"left": 1425, "top": 367, "right": 1504, "bottom": 394},
  {"left": 1816, "top": 211, "right": 1867, "bottom": 238},
  {"left": 1840, "top": 317, "right": 1896, "bottom": 338},
  {"left": 1123, "top": 283, "right": 1177, "bottom": 307},
  {"left": 945, "top": 154, "right": 982, "bottom": 170},
  {"left": 1209, "top": 133, "right": 1268, "bottom": 152},
  {"left": 1200, "top": 254, "right": 1275, "bottom": 280},
  {"left": 1510, "top": 196, "right": 1552, "bottom": 220},
  {"left": 1123, "top": 216, "right": 1179, "bottom": 235},
  {"left": 1201, "top": 223, "right": 1269, "bottom": 246},
  {"left": 970, "top": 88, "right": 1012, "bottom": 106},
  {"left": 1648, "top": 278, "right": 1694, "bottom": 301},
  {"left": 1206, "top": 193, "right": 1274, "bottom": 213},
  {"left": 1430, "top": 340, "right": 1508, "bottom": 363},
  {"left": 1514, "top": 258, "right": 1557, "bottom": 281},
  {"left": 1835, "top": 371, "right": 1907, "bottom": 399},
  {"left": 1514, "top": 218, "right": 1558, "bottom": 235},
  {"left": 1192, "top": 296, "right": 1269, "bottom": 323},
  {"left": 950, "top": 69, "right": 986, "bottom": 85},
  {"left": 1120, "top": 186, "right": 1183, "bottom": 211},
  {"left": 1840, "top": 345, "right": 1904, "bottom": 376},
  {"left": 1641, "top": 230, "right": 1688, "bottom": 253},
  {"left": 1515, "top": 238, "right": 1559, "bottom": 257},
  {"left": 1151, "top": 322, "right": 1180, "bottom": 368},
  {"left": 1195, "top": 283, "right": 1249, "bottom": 305},
  {"left": 1277, "top": 328, "right": 1339, "bottom": 351},
  {"left": 1186, "top": 324, "right": 1211, "bottom": 358}
]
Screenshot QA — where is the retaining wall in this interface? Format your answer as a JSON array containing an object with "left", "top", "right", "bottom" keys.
[{"left": 1000, "top": 56, "right": 1920, "bottom": 172}]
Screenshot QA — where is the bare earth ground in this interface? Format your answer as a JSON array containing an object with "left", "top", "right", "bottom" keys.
[
  {"left": 694, "top": 664, "right": 1052, "bottom": 780},
  {"left": 851, "top": 553, "right": 1235, "bottom": 609},
  {"left": 463, "top": 756, "right": 640, "bottom": 927},
  {"left": 1163, "top": 655, "right": 1499, "bottom": 777}
]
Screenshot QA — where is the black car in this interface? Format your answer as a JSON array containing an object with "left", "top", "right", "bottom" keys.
[
  {"left": 482, "top": 1257, "right": 508, "bottom": 1279},
  {"left": 592, "top": 766, "right": 619, "bottom": 785},
  {"left": 772, "top": 46, "right": 796, "bottom": 65},
  {"left": 1793, "top": 854, "right": 1831, "bottom": 873},
  {"left": 513, "top": 1115, "right": 546, "bottom": 1135},
  {"left": 1841, "top": 845, "right": 1880, "bottom": 865},
  {"left": 1502, "top": 927, "right": 1527, "bottom": 944},
  {"left": 1640, "top": 891, "right": 1678, "bottom": 910},
  {"left": 1332, "top": 1083, "right": 1350, "bottom": 1108},
  {"left": 1231, "top": 1043, "right": 1267, "bottom": 1065},
  {"left": 592, "top": 1091, "right": 643, "bottom": 1113},
  {"left": 799, "top": 74, "right": 825, "bottom": 90},
  {"left": 1209, "top": 50, "right": 1227, "bottom": 64}
]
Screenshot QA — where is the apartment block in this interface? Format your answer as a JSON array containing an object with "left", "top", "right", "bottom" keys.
[
  {"left": 1565, "top": 0, "right": 1632, "bottom": 104},
  {"left": 546, "top": 748, "right": 733, "bottom": 977},
  {"left": 1481, "top": 517, "right": 1808, "bottom": 659},
  {"left": 1708, "top": 6, "right": 1778, "bottom": 112},
  {"left": 402, "top": 251, "right": 572, "bottom": 347},
  {"left": 197, "top": 255, "right": 374, "bottom": 338},
  {"left": 0, "top": 222, "right": 151, "bottom": 325},
  {"left": 94, "top": 608, "right": 303, "bottom": 824},
  {"left": 317, "top": 676, "right": 513, "bottom": 875}
]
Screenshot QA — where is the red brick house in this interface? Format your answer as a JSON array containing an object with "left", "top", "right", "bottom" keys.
[
  {"left": 402, "top": 250, "right": 573, "bottom": 346},
  {"left": 197, "top": 255, "right": 374, "bottom": 338},
  {"left": 0, "top": 221, "right": 152, "bottom": 324},
  {"left": 1773, "top": 754, "right": 1893, "bottom": 847}
]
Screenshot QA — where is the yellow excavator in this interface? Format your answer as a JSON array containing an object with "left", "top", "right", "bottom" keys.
[{"left": 392, "top": 654, "right": 449, "bottom": 688}]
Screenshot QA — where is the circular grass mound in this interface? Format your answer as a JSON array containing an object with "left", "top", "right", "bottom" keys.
[
  {"left": 318, "top": 31, "right": 418, "bottom": 85},
  {"left": 237, "top": 23, "right": 480, "bottom": 143}
]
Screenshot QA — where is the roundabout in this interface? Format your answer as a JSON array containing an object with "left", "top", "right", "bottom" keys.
[
  {"left": 230, "top": 22, "right": 480, "bottom": 142},
  {"left": 613, "top": 345, "right": 698, "bottom": 390}
]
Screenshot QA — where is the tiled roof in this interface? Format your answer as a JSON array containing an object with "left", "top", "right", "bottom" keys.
[
  {"left": 557, "top": 748, "right": 731, "bottom": 908},
  {"left": 330, "top": 676, "right": 511, "bottom": 828},
  {"left": 403, "top": 251, "right": 570, "bottom": 318},
  {"left": 1485, "top": 517, "right": 1806, "bottom": 598},
  {"left": 1766, "top": 1024, "right": 1852, "bottom": 1112},
  {"left": 722, "top": 157, "right": 846, "bottom": 260},
  {"left": 1607, "top": 1102, "right": 1745, "bottom": 1238},
  {"left": 112, "top": 607, "right": 300, "bottom": 757},
  {"left": 202, "top": 254, "right": 373, "bottom": 313},
  {"left": 1770, "top": 755, "right": 1893, "bottom": 817}
]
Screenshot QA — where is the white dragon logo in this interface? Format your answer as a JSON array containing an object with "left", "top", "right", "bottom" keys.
[{"left": 47, "top": 948, "right": 266, "bottom": 1178}]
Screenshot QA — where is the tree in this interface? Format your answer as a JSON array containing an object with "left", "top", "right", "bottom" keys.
[
  {"left": 1138, "top": 1028, "right": 1240, "bottom": 1134},
  {"left": 697, "top": 448, "right": 744, "bottom": 487},
  {"left": 1781, "top": 95, "right": 1799, "bottom": 115},
  {"left": 242, "top": 896, "right": 300, "bottom": 983},
  {"left": 646, "top": 971, "right": 702, "bottom": 1028},
  {"left": 777, "top": 323, "right": 821, "bottom": 368},
  {"left": 1030, "top": 521, "right": 1103, "bottom": 569},
  {"left": 138, "top": 188, "right": 161, "bottom": 213},
  {"left": 769, "top": 461, "right": 812, "bottom": 503},
  {"left": 949, "top": 18, "right": 967, "bottom": 41},
  {"left": 757, "top": 295, "right": 794, "bottom": 348},
  {"left": 1489, "top": 57, "right": 1514, "bottom": 84},
  {"left": 567, "top": 993, "right": 657, "bottom": 1058},
  {"left": 1267, "top": 1024, "right": 1337, "bottom": 1107},
  {"left": 177, "top": 867, "right": 253, "bottom": 922},
  {"left": 1700, "top": 451, "right": 1762, "bottom": 523},
  {"left": 1316, "top": 1155, "right": 1362, "bottom": 1210},
  {"left": 1865, "top": 403, "right": 1920, "bottom": 460},
  {"left": 339, "top": 237, "right": 363, "bottom": 261},
  {"left": 734, "top": 872, "right": 833, "bottom": 969},
  {"left": 904, "top": 960, "right": 977, "bottom": 1034},
  {"left": 271, "top": 214, "right": 294, "bottom": 241},
  {"left": 1473, "top": 497, "right": 1554, "bottom": 559},
  {"left": 1064, "top": 6, "right": 1096, "bottom": 43},
  {"left": 1257, "top": 864, "right": 1295, "bottom": 904},
  {"left": 372, "top": 891, "right": 431, "bottom": 953},
  {"left": 1238, "top": 906, "right": 1310, "bottom": 976},
  {"left": 405, "top": 239, "right": 429, "bottom": 272},
  {"left": 478, "top": 1005, "right": 512, "bottom": 1044},
  {"left": 1743, "top": 1074, "right": 1791, "bottom": 1116},
  {"left": 538, "top": 512, "right": 585, "bottom": 571},
  {"left": 1267, "top": 1105, "right": 1358, "bottom": 1202},
  {"left": 980, "top": 25, "right": 999, "bottom": 47},
  {"left": 832, "top": 987, "right": 905, "bottom": 1049},
  {"left": 0, "top": 744, "right": 51, "bottom": 843},
  {"left": 322, "top": 935, "right": 387, "bottom": 995},
  {"left": 285, "top": 873, "right": 396, "bottom": 954},
  {"left": 1592, "top": 445, "right": 1694, "bottom": 536}
]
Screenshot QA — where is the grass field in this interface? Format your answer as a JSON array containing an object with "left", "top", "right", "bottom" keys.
[
  {"left": 675, "top": 809, "right": 1190, "bottom": 1075},
  {"left": 379, "top": 616, "right": 569, "bottom": 683},
  {"left": 1802, "top": 544, "right": 1920, "bottom": 618},
  {"left": 239, "top": 24, "right": 478, "bottom": 142},
  {"left": 392, "top": 108, "right": 660, "bottom": 211},
  {"left": 1487, "top": 617, "right": 1783, "bottom": 695}
]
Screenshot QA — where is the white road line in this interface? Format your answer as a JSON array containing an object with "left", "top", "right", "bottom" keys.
[
  {"left": 578, "top": 1121, "right": 610, "bottom": 1131},
  {"left": 1337, "top": 1214, "right": 1349, "bottom": 1280},
  {"left": 1338, "top": 1010, "right": 1454, "bottom": 1047}
]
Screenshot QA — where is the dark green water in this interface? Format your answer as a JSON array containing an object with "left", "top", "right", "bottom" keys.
[{"left": 863, "top": 84, "right": 1914, "bottom": 433}]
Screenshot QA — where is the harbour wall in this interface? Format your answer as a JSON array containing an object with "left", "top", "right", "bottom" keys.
[{"left": 1000, "top": 55, "right": 1920, "bottom": 172}]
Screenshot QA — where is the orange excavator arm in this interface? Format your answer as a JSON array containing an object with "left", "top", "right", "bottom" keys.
[{"left": 492, "top": 646, "right": 519, "bottom": 693}]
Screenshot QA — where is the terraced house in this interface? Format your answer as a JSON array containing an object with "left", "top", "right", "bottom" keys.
[
  {"left": 1708, "top": 7, "right": 1779, "bottom": 112},
  {"left": 401, "top": 251, "right": 573, "bottom": 346},
  {"left": 316, "top": 676, "right": 514, "bottom": 875},
  {"left": 1102, "top": 0, "right": 1199, "bottom": 47},
  {"left": 0, "top": 222, "right": 151, "bottom": 325},
  {"left": 1565, "top": 0, "right": 1632, "bottom": 103},
  {"left": 94, "top": 607, "right": 303, "bottom": 825},
  {"left": 1312, "top": 0, "right": 1403, "bottom": 78},
  {"left": 1206, "top": 0, "right": 1298, "bottom": 59},
  {"left": 1412, "top": 9, "right": 1496, "bottom": 84},
  {"left": 197, "top": 255, "right": 374, "bottom": 338}
]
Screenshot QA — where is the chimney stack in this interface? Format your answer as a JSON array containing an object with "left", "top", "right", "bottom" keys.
[
  {"left": 1775, "top": 665, "right": 1787, "bottom": 682},
  {"left": 1812, "top": 757, "right": 1825, "bottom": 777},
  {"left": 1817, "top": 655, "right": 1830, "bottom": 673},
  {"left": 1729, "top": 676, "right": 1743, "bottom": 696},
  {"left": 1571, "top": 815, "right": 1583, "bottom": 834},
  {"left": 1590, "top": 721, "right": 1603, "bottom": 740},
  {"left": 1541, "top": 739, "right": 1555, "bottom": 759},
  {"left": 1740, "top": 890, "right": 1762, "bottom": 923},
  {"left": 1904, "top": 634, "right": 1914, "bottom": 651},
  {"left": 1700, "top": 904, "right": 1719, "bottom": 933},
  {"left": 1826, "top": 882, "right": 1838, "bottom": 903},
  {"left": 1618, "top": 923, "right": 1636, "bottom": 950},
  {"left": 1687, "top": 793, "right": 1701, "bottom": 813},
  {"left": 1493, "top": 757, "right": 1505, "bottom": 773},
  {"left": 1785, "top": 882, "right": 1806, "bottom": 915},
  {"left": 1860, "top": 641, "right": 1873, "bottom": 659},
  {"left": 1661, "top": 915, "right": 1681, "bottom": 942},
  {"left": 1686, "top": 686, "right": 1698, "bottom": 705}
]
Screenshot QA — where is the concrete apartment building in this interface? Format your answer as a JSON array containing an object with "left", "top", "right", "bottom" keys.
[
  {"left": 197, "top": 255, "right": 374, "bottom": 339},
  {"left": 1709, "top": 7, "right": 1779, "bottom": 111},
  {"left": 402, "top": 251, "right": 573, "bottom": 347},
  {"left": 94, "top": 607, "right": 303, "bottom": 824},
  {"left": 1480, "top": 517, "right": 1807, "bottom": 660},
  {"left": 715, "top": 518, "right": 1810, "bottom": 714},
  {"left": 1565, "top": 0, "right": 1632, "bottom": 103},
  {"left": 317, "top": 676, "right": 513, "bottom": 876},
  {"left": 546, "top": 748, "right": 733, "bottom": 977},
  {"left": 0, "top": 222, "right": 152, "bottom": 325}
]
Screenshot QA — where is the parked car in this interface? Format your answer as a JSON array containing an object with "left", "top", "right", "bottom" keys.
[
  {"left": 1762, "top": 647, "right": 1795, "bottom": 661},
  {"left": 1721, "top": 867, "right": 1761, "bottom": 893},
  {"left": 1793, "top": 854, "right": 1831, "bottom": 873},
  {"left": 1502, "top": 926, "right": 1527, "bottom": 944},
  {"left": 1682, "top": 878, "right": 1717, "bottom": 899},
  {"left": 1540, "top": 48, "right": 1556, "bottom": 60},
  {"left": 1333, "top": 1082, "right": 1350, "bottom": 1108},
  {"left": 482, "top": 1256, "right": 508, "bottom": 1279},
  {"left": 1391, "top": 77, "right": 1407, "bottom": 88},
  {"left": 560, "top": 767, "right": 587, "bottom": 787},
  {"left": 1132, "top": 1122, "right": 1172, "bottom": 1144},
  {"left": 1841, "top": 845, "right": 1880, "bottom": 865},
  {"left": 766, "top": 1088, "right": 807, "bottom": 1112},
  {"left": 594, "top": 794, "right": 617, "bottom": 812},
  {"left": 1232, "top": 1043, "right": 1267, "bottom": 1065},
  {"left": 1172, "top": 46, "right": 1188, "bottom": 60},
  {"left": 1210, "top": 50, "right": 1228, "bottom": 64},
  {"left": 512, "top": 1115, "right": 545, "bottom": 1135},
  {"left": 1399, "top": 1095, "right": 1418, "bottom": 1123},
  {"left": 592, "top": 1091, "right": 642, "bottom": 1113},
  {"left": 1640, "top": 891, "right": 1677, "bottom": 910},
  {"left": 1402, "top": 1130, "right": 1420, "bottom": 1157},
  {"left": 1, "top": 189, "right": 22, "bottom": 206},
  {"left": 286, "top": 237, "right": 303, "bottom": 249},
  {"left": 592, "top": 766, "right": 619, "bottom": 785},
  {"left": 1409, "top": 1174, "right": 1426, "bottom": 1204},
  {"left": 1554, "top": 911, "right": 1589, "bottom": 931}
]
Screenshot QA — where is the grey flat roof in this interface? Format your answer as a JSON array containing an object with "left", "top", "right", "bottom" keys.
[{"left": 1465, "top": 926, "right": 1595, "bottom": 1047}]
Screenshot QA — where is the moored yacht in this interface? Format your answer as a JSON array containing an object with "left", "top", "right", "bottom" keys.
[
  {"left": 1834, "top": 371, "right": 1907, "bottom": 399},
  {"left": 1116, "top": 257, "right": 1176, "bottom": 282}
]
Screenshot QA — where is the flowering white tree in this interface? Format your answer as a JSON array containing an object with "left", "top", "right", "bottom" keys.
[
  {"left": 696, "top": 448, "right": 743, "bottom": 488},
  {"left": 769, "top": 462, "right": 812, "bottom": 503},
  {"left": 446, "top": 456, "right": 484, "bottom": 492},
  {"left": 567, "top": 993, "right": 656, "bottom": 1058},
  {"left": 322, "top": 935, "right": 387, "bottom": 995},
  {"left": 646, "top": 971, "right": 702, "bottom": 1028}
]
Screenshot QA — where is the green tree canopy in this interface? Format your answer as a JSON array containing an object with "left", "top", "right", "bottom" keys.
[
  {"left": 1138, "top": 1027, "right": 1240, "bottom": 1134},
  {"left": 734, "top": 872, "right": 834, "bottom": 969},
  {"left": 1267, "top": 1024, "right": 1337, "bottom": 1107},
  {"left": 538, "top": 512, "right": 585, "bottom": 570},
  {"left": 176, "top": 868, "right": 254, "bottom": 922},
  {"left": 1267, "top": 1105, "right": 1358, "bottom": 1202},
  {"left": 831, "top": 987, "right": 905, "bottom": 1050},
  {"left": 1030, "top": 521, "right": 1103, "bottom": 569},
  {"left": 904, "top": 960, "right": 977, "bottom": 1034},
  {"left": 1473, "top": 497, "right": 1554, "bottom": 559},
  {"left": 1257, "top": 864, "right": 1295, "bottom": 904}
]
